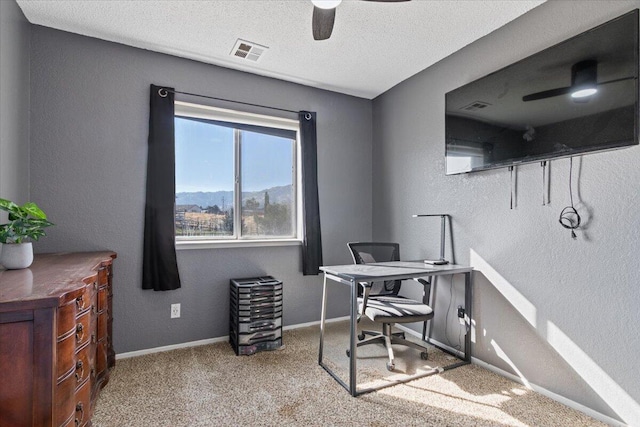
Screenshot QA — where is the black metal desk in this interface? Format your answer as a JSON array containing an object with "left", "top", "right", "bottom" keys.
[{"left": 319, "top": 261, "right": 473, "bottom": 396}]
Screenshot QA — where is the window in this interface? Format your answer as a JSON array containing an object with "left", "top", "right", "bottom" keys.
[{"left": 174, "top": 101, "right": 300, "bottom": 246}]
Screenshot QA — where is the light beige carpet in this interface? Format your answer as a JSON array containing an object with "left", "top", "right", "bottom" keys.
[{"left": 93, "top": 321, "right": 605, "bottom": 427}]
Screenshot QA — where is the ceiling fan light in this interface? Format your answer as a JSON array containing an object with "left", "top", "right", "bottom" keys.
[
  {"left": 570, "top": 60, "right": 598, "bottom": 99},
  {"left": 311, "top": 0, "right": 342, "bottom": 9},
  {"left": 571, "top": 87, "right": 598, "bottom": 98}
]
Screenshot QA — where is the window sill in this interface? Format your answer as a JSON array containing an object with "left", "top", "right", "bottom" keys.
[{"left": 176, "top": 239, "right": 302, "bottom": 250}]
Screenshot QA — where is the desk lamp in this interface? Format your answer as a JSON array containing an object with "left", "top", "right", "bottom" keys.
[{"left": 412, "top": 214, "right": 450, "bottom": 265}]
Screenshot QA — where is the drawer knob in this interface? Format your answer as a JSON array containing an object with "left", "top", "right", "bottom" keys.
[
  {"left": 76, "top": 296, "right": 85, "bottom": 311},
  {"left": 75, "top": 360, "right": 84, "bottom": 382},
  {"left": 76, "top": 324, "right": 84, "bottom": 343},
  {"left": 75, "top": 402, "right": 84, "bottom": 425}
]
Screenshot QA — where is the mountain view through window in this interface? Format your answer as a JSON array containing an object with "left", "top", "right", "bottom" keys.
[{"left": 174, "top": 112, "right": 297, "bottom": 240}]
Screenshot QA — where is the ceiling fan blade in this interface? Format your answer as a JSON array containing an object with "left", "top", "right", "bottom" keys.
[
  {"left": 312, "top": 6, "right": 336, "bottom": 40},
  {"left": 522, "top": 87, "right": 572, "bottom": 102},
  {"left": 597, "top": 76, "right": 636, "bottom": 86}
]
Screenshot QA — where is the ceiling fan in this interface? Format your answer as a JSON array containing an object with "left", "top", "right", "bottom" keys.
[
  {"left": 311, "top": 0, "right": 410, "bottom": 41},
  {"left": 522, "top": 59, "right": 633, "bottom": 102}
]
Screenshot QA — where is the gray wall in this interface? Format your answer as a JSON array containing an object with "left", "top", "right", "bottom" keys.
[
  {"left": 372, "top": 1, "right": 640, "bottom": 424},
  {"left": 29, "top": 27, "right": 372, "bottom": 354},
  {"left": 16, "top": 1, "right": 640, "bottom": 423},
  {"left": 0, "top": 0, "right": 30, "bottom": 205}
]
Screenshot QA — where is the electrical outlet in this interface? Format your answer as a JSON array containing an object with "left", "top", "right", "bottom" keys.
[
  {"left": 171, "top": 303, "right": 181, "bottom": 319},
  {"left": 457, "top": 306, "right": 465, "bottom": 325}
]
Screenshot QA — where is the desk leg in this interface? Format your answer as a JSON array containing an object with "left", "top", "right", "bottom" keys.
[
  {"left": 349, "top": 278, "right": 358, "bottom": 396},
  {"left": 464, "top": 271, "right": 472, "bottom": 362},
  {"left": 422, "top": 276, "right": 437, "bottom": 342},
  {"left": 319, "top": 273, "right": 328, "bottom": 364}
]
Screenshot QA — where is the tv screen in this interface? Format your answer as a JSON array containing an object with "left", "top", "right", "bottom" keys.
[{"left": 445, "top": 9, "right": 639, "bottom": 175}]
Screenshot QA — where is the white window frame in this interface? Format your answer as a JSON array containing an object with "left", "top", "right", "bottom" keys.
[{"left": 174, "top": 101, "right": 302, "bottom": 249}]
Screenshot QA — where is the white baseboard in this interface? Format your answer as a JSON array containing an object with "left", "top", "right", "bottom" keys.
[
  {"left": 472, "top": 357, "right": 625, "bottom": 427},
  {"left": 116, "top": 336, "right": 228, "bottom": 359},
  {"left": 116, "top": 315, "right": 349, "bottom": 360}
]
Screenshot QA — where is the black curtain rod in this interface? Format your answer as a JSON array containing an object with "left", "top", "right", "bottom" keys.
[{"left": 157, "top": 87, "right": 299, "bottom": 115}]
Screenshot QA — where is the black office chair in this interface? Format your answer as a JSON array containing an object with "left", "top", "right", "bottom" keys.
[{"left": 347, "top": 242, "right": 434, "bottom": 371}]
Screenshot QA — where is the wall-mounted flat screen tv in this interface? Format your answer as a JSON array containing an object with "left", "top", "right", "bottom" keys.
[{"left": 445, "top": 9, "right": 639, "bottom": 175}]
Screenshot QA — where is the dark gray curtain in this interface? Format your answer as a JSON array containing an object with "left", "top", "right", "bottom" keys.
[
  {"left": 142, "top": 85, "right": 182, "bottom": 291},
  {"left": 299, "top": 111, "right": 323, "bottom": 275}
]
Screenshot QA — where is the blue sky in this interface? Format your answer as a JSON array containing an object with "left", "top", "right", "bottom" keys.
[{"left": 175, "top": 118, "right": 294, "bottom": 193}]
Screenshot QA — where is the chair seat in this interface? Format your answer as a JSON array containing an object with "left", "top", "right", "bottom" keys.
[{"left": 359, "top": 295, "right": 433, "bottom": 323}]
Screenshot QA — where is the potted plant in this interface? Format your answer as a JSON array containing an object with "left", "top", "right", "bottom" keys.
[{"left": 0, "top": 198, "right": 53, "bottom": 269}]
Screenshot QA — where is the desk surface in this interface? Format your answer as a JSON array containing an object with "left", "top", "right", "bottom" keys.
[{"left": 320, "top": 261, "right": 473, "bottom": 282}]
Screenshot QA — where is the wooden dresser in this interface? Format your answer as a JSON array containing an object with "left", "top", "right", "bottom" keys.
[{"left": 0, "top": 251, "right": 116, "bottom": 427}]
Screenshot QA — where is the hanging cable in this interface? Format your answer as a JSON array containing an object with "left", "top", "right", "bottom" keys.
[
  {"left": 443, "top": 278, "right": 462, "bottom": 351},
  {"left": 559, "top": 157, "right": 581, "bottom": 239},
  {"left": 541, "top": 161, "right": 547, "bottom": 205},
  {"left": 508, "top": 166, "right": 515, "bottom": 209}
]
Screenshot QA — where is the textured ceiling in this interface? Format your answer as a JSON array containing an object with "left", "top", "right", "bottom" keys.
[{"left": 16, "top": 0, "right": 545, "bottom": 99}]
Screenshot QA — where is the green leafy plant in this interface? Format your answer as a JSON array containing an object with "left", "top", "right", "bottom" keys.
[{"left": 0, "top": 198, "right": 54, "bottom": 244}]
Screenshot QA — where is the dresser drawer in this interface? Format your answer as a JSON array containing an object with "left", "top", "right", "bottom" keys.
[
  {"left": 56, "top": 369, "right": 76, "bottom": 427},
  {"left": 98, "top": 286, "right": 109, "bottom": 312},
  {"left": 57, "top": 333, "right": 76, "bottom": 379},
  {"left": 98, "top": 267, "right": 109, "bottom": 286},
  {"left": 74, "top": 343, "right": 92, "bottom": 386},
  {"left": 74, "top": 310, "right": 91, "bottom": 349},
  {"left": 60, "top": 414, "right": 75, "bottom": 427},
  {"left": 74, "top": 285, "right": 93, "bottom": 314},
  {"left": 91, "top": 288, "right": 98, "bottom": 316},
  {"left": 97, "top": 311, "right": 108, "bottom": 341},
  {"left": 74, "top": 379, "right": 91, "bottom": 427},
  {"left": 57, "top": 301, "right": 76, "bottom": 339}
]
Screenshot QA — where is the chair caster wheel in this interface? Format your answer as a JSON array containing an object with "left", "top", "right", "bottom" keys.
[
  {"left": 358, "top": 333, "right": 365, "bottom": 341},
  {"left": 386, "top": 362, "right": 395, "bottom": 371},
  {"left": 346, "top": 349, "right": 350, "bottom": 358},
  {"left": 420, "top": 352, "right": 428, "bottom": 360}
]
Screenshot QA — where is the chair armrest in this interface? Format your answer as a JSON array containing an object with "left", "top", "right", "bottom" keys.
[
  {"left": 411, "top": 277, "right": 433, "bottom": 305},
  {"left": 413, "top": 277, "right": 431, "bottom": 287},
  {"left": 357, "top": 283, "right": 372, "bottom": 322}
]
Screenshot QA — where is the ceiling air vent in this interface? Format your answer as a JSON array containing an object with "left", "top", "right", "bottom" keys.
[
  {"left": 460, "top": 101, "right": 491, "bottom": 112},
  {"left": 230, "top": 39, "right": 268, "bottom": 62}
]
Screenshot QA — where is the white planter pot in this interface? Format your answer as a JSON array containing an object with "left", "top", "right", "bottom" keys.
[{"left": 1, "top": 242, "right": 34, "bottom": 270}]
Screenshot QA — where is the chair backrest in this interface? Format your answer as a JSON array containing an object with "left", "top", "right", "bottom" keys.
[{"left": 347, "top": 242, "right": 401, "bottom": 295}]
